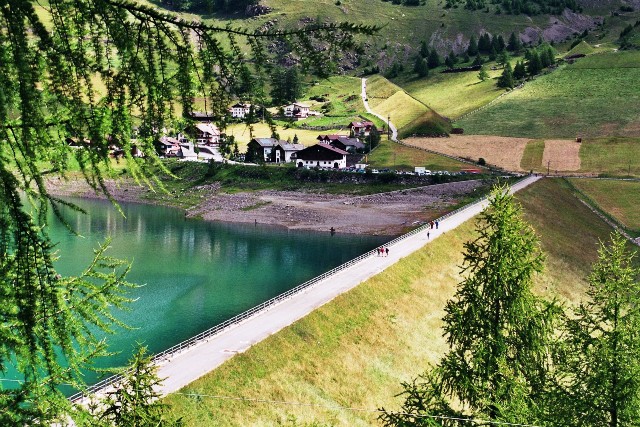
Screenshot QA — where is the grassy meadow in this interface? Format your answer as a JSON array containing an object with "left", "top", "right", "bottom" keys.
[
  {"left": 455, "top": 51, "right": 640, "bottom": 139},
  {"left": 401, "top": 63, "right": 505, "bottom": 120},
  {"left": 365, "top": 75, "right": 450, "bottom": 137},
  {"left": 367, "top": 140, "right": 469, "bottom": 172},
  {"left": 568, "top": 178, "right": 640, "bottom": 236},
  {"left": 520, "top": 139, "right": 545, "bottom": 171},
  {"left": 579, "top": 137, "right": 640, "bottom": 177},
  {"left": 163, "top": 178, "right": 615, "bottom": 424}
]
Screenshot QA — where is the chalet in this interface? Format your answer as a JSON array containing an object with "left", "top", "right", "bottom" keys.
[
  {"left": 185, "top": 123, "right": 220, "bottom": 146},
  {"left": 295, "top": 143, "right": 348, "bottom": 169},
  {"left": 246, "top": 138, "right": 280, "bottom": 163},
  {"left": 273, "top": 142, "right": 304, "bottom": 163},
  {"left": 317, "top": 134, "right": 364, "bottom": 153},
  {"left": 159, "top": 136, "right": 181, "bottom": 157},
  {"left": 229, "top": 103, "right": 251, "bottom": 119},
  {"left": 283, "top": 103, "right": 310, "bottom": 119},
  {"left": 349, "top": 121, "right": 374, "bottom": 137}
]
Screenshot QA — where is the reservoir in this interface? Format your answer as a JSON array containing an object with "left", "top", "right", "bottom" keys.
[{"left": 35, "top": 197, "right": 387, "bottom": 384}]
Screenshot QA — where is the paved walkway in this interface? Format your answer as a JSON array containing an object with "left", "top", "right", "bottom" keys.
[
  {"left": 361, "top": 78, "right": 398, "bottom": 141},
  {"left": 149, "top": 175, "right": 541, "bottom": 395}
]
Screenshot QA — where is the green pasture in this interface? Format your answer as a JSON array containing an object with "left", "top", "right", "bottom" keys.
[
  {"left": 455, "top": 51, "right": 640, "bottom": 139},
  {"left": 569, "top": 178, "right": 640, "bottom": 235},
  {"left": 402, "top": 63, "right": 505, "bottom": 120},
  {"left": 520, "top": 139, "right": 545, "bottom": 171},
  {"left": 367, "top": 140, "right": 468, "bottom": 172},
  {"left": 579, "top": 137, "right": 640, "bottom": 177}
]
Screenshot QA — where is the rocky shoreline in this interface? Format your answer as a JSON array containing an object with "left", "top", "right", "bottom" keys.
[{"left": 45, "top": 176, "right": 485, "bottom": 236}]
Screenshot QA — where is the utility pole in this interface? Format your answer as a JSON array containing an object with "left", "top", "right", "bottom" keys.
[
  {"left": 547, "top": 160, "right": 550, "bottom": 176},
  {"left": 387, "top": 115, "right": 391, "bottom": 140}
]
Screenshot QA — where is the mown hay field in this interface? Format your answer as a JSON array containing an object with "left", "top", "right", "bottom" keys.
[
  {"left": 404, "top": 135, "right": 531, "bottom": 171},
  {"left": 455, "top": 51, "right": 640, "bottom": 139}
]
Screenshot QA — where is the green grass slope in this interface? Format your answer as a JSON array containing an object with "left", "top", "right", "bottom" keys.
[
  {"left": 366, "top": 75, "right": 451, "bottom": 137},
  {"left": 367, "top": 139, "right": 469, "bottom": 171},
  {"left": 163, "top": 178, "right": 615, "bottom": 425},
  {"left": 568, "top": 178, "right": 640, "bottom": 236},
  {"left": 455, "top": 51, "right": 640, "bottom": 138},
  {"left": 401, "top": 63, "right": 505, "bottom": 120},
  {"left": 579, "top": 137, "right": 640, "bottom": 177}
]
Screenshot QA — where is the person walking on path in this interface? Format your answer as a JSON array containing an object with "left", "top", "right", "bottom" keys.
[
  {"left": 385, "top": 247, "right": 389, "bottom": 257},
  {"left": 427, "top": 231, "right": 430, "bottom": 239},
  {"left": 435, "top": 220, "right": 439, "bottom": 229}
]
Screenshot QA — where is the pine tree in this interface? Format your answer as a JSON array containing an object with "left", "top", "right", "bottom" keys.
[
  {"left": 427, "top": 49, "right": 441, "bottom": 69},
  {"left": 478, "top": 33, "right": 492, "bottom": 53},
  {"left": 472, "top": 54, "right": 484, "bottom": 66},
  {"left": 89, "top": 346, "right": 181, "bottom": 426},
  {"left": 555, "top": 233, "right": 640, "bottom": 426},
  {"left": 527, "top": 51, "right": 543, "bottom": 76},
  {"left": 415, "top": 57, "right": 429, "bottom": 77},
  {"left": 419, "top": 40, "right": 430, "bottom": 58},
  {"left": 467, "top": 35, "right": 479, "bottom": 56},
  {"left": 478, "top": 66, "right": 489, "bottom": 81},
  {"left": 513, "top": 60, "right": 527, "bottom": 80},
  {"left": 382, "top": 186, "right": 557, "bottom": 425},
  {"left": 507, "top": 32, "right": 522, "bottom": 52},
  {"left": 497, "top": 62, "right": 515, "bottom": 88}
]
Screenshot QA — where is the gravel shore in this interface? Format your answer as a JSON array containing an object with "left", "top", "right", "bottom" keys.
[{"left": 45, "top": 176, "right": 484, "bottom": 236}]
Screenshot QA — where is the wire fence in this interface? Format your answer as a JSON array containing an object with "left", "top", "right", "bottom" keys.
[{"left": 69, "top": 176, "right": 531, "bottom": 403}]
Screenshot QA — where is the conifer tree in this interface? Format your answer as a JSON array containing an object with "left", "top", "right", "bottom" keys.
[
  {"left": 382, "top": 186, "right": 557, "bottom": 425},
  {"left": 427, "top": 49, "right": 441, "bottom": 69},
  {"left": 497, "top": 62, "right": 515, "bottom": 88},
  {"left": 467, "top": 35, "right": 479, "bottom": 56},
  {"left": 507, "top": 32, "right": 522, "bottom": 52},
  {"left": 554, "top": 233, "right": 640, "bottom": 426}
]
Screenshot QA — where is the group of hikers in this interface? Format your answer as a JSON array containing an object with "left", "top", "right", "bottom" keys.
[{"left": 377, "top": 247, "right": 389, "bottom": 257}]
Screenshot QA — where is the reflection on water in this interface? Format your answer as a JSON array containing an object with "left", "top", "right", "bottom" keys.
[{"left": 10, "top": 196, "right": 389, "bottom": 385}]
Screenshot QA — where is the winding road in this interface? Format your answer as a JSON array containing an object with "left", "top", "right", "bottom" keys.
[{"left": 361, "top": 77, "right": 398, "bottom": 141}]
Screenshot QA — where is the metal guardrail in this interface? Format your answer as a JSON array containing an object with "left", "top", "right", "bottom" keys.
[{"left": 69, "top": 176, "right": 531, "bottom": 403}]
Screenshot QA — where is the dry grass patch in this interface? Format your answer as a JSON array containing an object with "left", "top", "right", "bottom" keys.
[
  {"left": 542, "top": 140, "right": 582, "bottom": 172},
  {"left": 404, "top": 135, "right": 531, "bottom": 171}
]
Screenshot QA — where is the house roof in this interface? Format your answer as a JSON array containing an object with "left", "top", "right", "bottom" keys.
[
  {"left": 251, "top": 138, "right": 280, "bottom": 147},
  {"left": 317, "top": 143, "right": 349, "bottom": 155},
  {"left": 160, "top": 136, "right": 181, "bottom": 146},
  {"left": 317, "top": 134, "right": 344, "bottom": 141},
  {"left": 195, "top": 123, "right": 220, "bottom": 136},
  {"left": 278, "top": 143, "right": 304, "bottom": 151},
  {"left": 349, "top": 121, "right": 374, "bottom": 128},
  {"left": 334, "top": 136, "right": 365, "bottom": 149},
  {"left": 231, "top": 103, "right": 250, "bottom": 109}
]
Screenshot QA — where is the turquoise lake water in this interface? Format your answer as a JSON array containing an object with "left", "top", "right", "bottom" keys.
[{"left": 6, "top": 197, "right": 388, "bottom": 386}]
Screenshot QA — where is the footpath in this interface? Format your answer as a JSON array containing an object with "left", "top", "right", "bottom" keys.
[{"left": 147, "top": 175, "right": 541, "bottom": 395}]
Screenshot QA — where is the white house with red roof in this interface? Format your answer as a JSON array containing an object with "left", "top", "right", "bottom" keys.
[{"left": 295, "top": 143, "right": 348, "bottom": 169}]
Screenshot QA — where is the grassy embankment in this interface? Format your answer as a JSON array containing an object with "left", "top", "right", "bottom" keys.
[
  {"left": 365, "top": 75, "right": 451, "bottom": 138},
  {"left": 163, "top": 178, "right": 616, "bottom": 425},
  {"left": 568, "top": 178, "right": 640, "bottom": 238},
  {"left": 455, "top": 51, "right": 640, "bottom": 139},
  {"left": 133, "top": 160, "right": 482, "bottom": 209}
]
